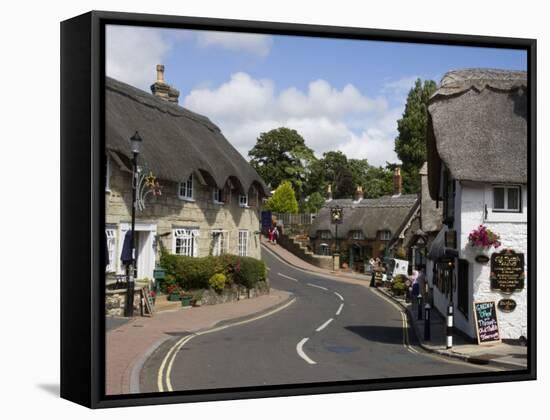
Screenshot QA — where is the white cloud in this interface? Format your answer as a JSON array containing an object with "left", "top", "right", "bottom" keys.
[
  {"left": 106, "top": 25, "right": 172, "bottom": 90},
  {"left": 196, "top": 31, "right": 273, "bottom": 57},
  {"left": 183, "top": 73, "right": 400, "bottom": 166}
]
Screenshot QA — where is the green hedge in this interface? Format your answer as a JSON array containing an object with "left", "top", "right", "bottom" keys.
[{"left": 160, "top": 253, "right": 267, "bottom": 291}]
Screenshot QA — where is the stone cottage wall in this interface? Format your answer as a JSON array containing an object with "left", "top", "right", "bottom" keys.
[{"left": 105, "top": 158, "right": 262, "bottom": 271}]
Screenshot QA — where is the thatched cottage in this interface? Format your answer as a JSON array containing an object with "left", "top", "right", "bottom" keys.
[
  {"left": 426, "top": 68, "right": 527, "bottom": 340},
  {"left": 105, "top": 66, "right": 268, "bottom": 280},
  {"left": 309, "top": 168, "right": 419, "bottom": 270}
]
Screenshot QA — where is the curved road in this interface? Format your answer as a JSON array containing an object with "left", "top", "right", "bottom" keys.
[{"left": 140, "top": 245, "right": 498, "bottom": 392}]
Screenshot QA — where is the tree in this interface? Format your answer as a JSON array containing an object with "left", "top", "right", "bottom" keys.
[
  {"left": 394, "top": 79, "right": 437, "bottom": 193},
  {"left": 300, "top": 191, "right": 325, "bottom": 213},
  {"left": 264, "top": 181, "right": 299, "bottom": 214},
  {"left": 248, "top": 128, "right": 316, "bottom": 199},
  {"left": 335, "top": 166, "right": 355, "bottom": 199},
  {"left": 363, "top": 165, "right": 393, "bottom": 198},
  {"left": 348, "top": 158, "right": 370, "bottom": 190}
]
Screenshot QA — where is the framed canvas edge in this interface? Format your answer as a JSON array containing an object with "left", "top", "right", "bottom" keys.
[{"left": 60, "top": 10, "right": 537, "bottom": 409}]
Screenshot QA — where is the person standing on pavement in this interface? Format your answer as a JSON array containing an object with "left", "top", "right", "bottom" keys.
[
  {"left": 273, "top": 226, "right": 279, "bottom": 244},
  {"left": 268, "top": 226, "right": 273, "bottom": 243}
]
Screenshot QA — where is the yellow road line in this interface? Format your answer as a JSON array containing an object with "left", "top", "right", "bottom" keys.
[{"left": 158, "top": 297, "right": 296, "bottom": 392}]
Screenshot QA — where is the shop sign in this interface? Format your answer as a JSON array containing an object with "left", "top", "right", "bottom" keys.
[
  {"left": 475, "top": 254, "right": 490, "bottom": 264},
  {"left": 490, "top": 249, "right": 525, "bottom": 293},
  {"left": 473, "top": 301, "right": 501, "bottom": 345},
  {"left": 497, "top": 298, "right": 517, "bottom": 313}
]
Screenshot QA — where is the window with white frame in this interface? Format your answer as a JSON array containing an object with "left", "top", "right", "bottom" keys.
[
  {"left": 320, "top": 230, "right": 331, "bottom": 239},
  {"left": 351, "top": 230, "right": 364, "bottom": 240},
  {"left": 178, "top": 174, "right": 194, "bottom": 200},
  {"left": 238, "top": 230, "right": 249, "bottom": 256},
  {"left": 378, "top": 230, "right": 391, "bottom": 241},
  {"left": 493, "top": 185, "right": 521, "bottom": 213},
  {"left": 239, "top": 193, "right": 249, "bottom": 207},
  {"left": 211, "top": 230, "right": 228, "bottom": 256},
  {"left": 173, "top": 228, "right": 199, "bottom": 257},
  {"left": 213, "top": 188, "right": 224, "bottom": 204},
  {"left": 105, "top": 228, "right": 116, "bottom": 272}
]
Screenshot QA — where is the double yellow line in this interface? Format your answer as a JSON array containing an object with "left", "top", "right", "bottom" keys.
[{"left": 157, "top": 297, "right": 296, "bottom": 392}]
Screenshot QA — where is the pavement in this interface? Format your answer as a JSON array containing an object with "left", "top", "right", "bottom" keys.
[
  {"left": 264, "top": 238, "right": 528, "bottom": 370},
  {"left": 105, "top": 288, "right": 293, "bottom": 395}
]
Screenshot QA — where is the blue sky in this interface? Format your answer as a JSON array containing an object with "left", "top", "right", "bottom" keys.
[{"left": 106, "top": 25, "right": 526, "bottom": 166}]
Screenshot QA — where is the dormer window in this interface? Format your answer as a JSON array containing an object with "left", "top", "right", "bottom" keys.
[
  {"left": 239, "top": 193, "right": 249, "bottom": 207},
  {"left": 178, "top": 174, "right": 193, "bottom": 200},
  {"left": 213, "top": 188, "right": 224, "bottom": 204},
  {"left": 351, "top": 230, "right": 364, "bottom": 240},
  {"left": 378, "top": 230, "right": 391, "bottom": 241},
  {"left": 320, "top": 230, "right": 331, "bottom": 239}
]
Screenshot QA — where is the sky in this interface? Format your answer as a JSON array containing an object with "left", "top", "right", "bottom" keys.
[{"left": 106, "top": 25, "right": 527, "bottom": 167}]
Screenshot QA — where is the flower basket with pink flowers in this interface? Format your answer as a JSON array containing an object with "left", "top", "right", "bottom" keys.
[{"left": 468, "top": 225, "right": 501, "bottom": 249}]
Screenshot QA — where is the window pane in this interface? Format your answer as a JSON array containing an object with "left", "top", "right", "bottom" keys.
[
  {"left": 507, "top": 187, "right": 519, "bottom": 210},
  {"left": 493, "top": 187, "right": 505, "bottom": 209}
]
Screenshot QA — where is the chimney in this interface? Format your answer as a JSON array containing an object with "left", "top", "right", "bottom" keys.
[
  {"left": 150, "top": 64, "right": 180, "bottom": 104},
  {"left": 354, "top": 185, "right": 364, "bottom": 202},
  {"left": 326, "top": 184, "right": 333, "bottom": 202},
  {"left": 393, "top": 166, "right": 402, "bottom": 196}
]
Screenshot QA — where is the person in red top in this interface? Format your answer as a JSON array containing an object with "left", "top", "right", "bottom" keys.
[{"left": 268, "top": 226, "right": 274, "bottom": 243}]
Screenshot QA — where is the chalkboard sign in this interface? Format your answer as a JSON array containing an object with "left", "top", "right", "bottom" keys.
[
  {"left": 473, "top": 301, "right": 501, "bottom": 345},
  {"left": 490, "top": 249, "right": 525, "bottom": 293}
]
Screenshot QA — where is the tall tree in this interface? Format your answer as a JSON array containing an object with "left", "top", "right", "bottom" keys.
[
  {"left": 394, "top": 79, "right": 437, "bottom": 193},
  {"left": 363, "top": 165, "right": 394, "bottom": 198},
  {"left": 348, "top": 158, "right": 370, "bottom": 189},
  {"left": 264, "top": 181, "right": 299, "bottom": 214},
  {"left": 248, "top": 127, "right": 315, "bottom": 199},
  {"left": 299, "top": 191, "right": 325, "bottom": 214}
]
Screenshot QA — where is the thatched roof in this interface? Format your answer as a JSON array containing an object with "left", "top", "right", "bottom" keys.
[
  {"left": 309, "top": 195, "right": 419, "bottom": 239},
  {"left": 106, "top": 77, "right": 268, "bottom": 195},
  {"left": 427, "top": 68, "right": 527, "bottom": 200}
]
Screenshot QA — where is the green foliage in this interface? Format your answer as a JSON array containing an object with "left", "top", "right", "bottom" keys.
[
  {"left": 160, "top": 252, "right": 266, "bottom": 291},
  {"left": 264, "top": 180, "right": 299, "bottom": 213},
  {"left": 394, "top": 79, "right": 437, "bottom": 193},
  {"left": 248, "top": 127, "right": 316, "bottom": 198},
  {"left": 232, "top": 257, "right": 268, "bottom": 289},
  {"left": 208, "top": 273, "right": 227, "bottom": 293},
  {"left": 299, "top": 191, "right": 325, "bottom": 213},
  {"left": 391, "top": 274, "right": 408, "bottom": 296},
  {"left": 363, "top": 165, "right": 394, "bottom": 198},
  {"left": 395, "top": 246, "right": 407, "bottom": 259}
]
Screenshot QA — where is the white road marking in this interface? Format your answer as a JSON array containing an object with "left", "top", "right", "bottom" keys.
[
  {"left": 334, "top": 292, "right": 344, "bottom": 301},
  {"left": 316, "top": 318, "right": 334, "bottom": 332},
  {"left": 307, "top": 283, "right": 328, "bottom": 291},
  {"left": 277, "top": 272, "right": 298, "bottom": 282},
  {"left": 296, "top": 338, "right": 317, "bottom": 364},
  {"left": 336, "top": 303, "right": 344, "bottom": 316},
  {"left": 159, "top": 297, "right": 296, "bottom": 392}
]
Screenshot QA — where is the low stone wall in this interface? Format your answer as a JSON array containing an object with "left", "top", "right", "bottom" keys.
[
  {"left": 197, "top": 280, "right": 270, "bottom": 306},
  {"left": 277, "top": 234, "right": 333, "bottom": 270},
  {"left": 106, "top": 287, "right": 143, "bottom": 317}
]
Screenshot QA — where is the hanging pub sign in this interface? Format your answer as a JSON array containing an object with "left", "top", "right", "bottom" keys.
[
  {"left": 490, "top": 249, "right": 525, "bottom": 293},
  {"left": 330, "top": 206, "right": 343, "bottom": 224},
  {"left": 473, "top": 301, "right": 501, "bottom": 345},
  {"left": 497, "top": 298, "right": 517, "bottom": 313}
]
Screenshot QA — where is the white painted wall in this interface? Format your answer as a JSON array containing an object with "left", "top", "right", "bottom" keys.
[{"left": 457, "top": 181, "right": 528, "bottom": 339}]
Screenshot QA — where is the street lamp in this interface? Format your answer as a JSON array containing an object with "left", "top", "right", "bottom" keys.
[{"left": 125, "top": 131, "right": 142, "bottom": 317}]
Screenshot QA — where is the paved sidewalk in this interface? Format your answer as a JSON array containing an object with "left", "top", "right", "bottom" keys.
[
  {"left": 265, "top": 239, "right": 527, "bottom": 370},
  {"left": 375, "top": 287, "right": 527, "bottom": 369},
  {"left": 106, "top": 288, "right": 292, "bottom": 395}
]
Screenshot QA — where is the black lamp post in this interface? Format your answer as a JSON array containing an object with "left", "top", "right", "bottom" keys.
[
  {"left": 330, "top": 205, "right": 343, "bottom": 254},
  {"left": 125, "top": 130, "right": 142, "bottom": 317}
]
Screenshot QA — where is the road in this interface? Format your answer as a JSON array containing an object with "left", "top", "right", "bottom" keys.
[{"left": 140, "top": 245, "right": 499, "bottom": 393}]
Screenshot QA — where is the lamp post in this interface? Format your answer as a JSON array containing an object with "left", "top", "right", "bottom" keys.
[{"left": 125, "top": 130, "right": 142, "bottom": 317}]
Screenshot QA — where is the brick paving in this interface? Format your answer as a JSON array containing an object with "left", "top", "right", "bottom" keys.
[{"left": 106, "top": 288, "right": 292, "bottom": 395}]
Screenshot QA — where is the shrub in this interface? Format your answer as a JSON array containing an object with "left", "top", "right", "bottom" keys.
[
  {"left": 209, "top": 273, "right": 227, "bottom": 293},
  {"left": 391, "top": 274, "right": 408, "bottom": 296},
  {"left": 160, "top": 252, "right": 266, "bottom": 290}
]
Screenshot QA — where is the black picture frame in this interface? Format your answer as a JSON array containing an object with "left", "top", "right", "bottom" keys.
[{"left": 60, "top": 10, "right": 537, "bottom": 409}]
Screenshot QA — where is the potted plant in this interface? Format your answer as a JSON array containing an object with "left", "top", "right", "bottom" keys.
[
  {"left": 180, "top": 292, "right": 194, "bottom": 307},
  {"left": 166, "top": 284, "right": 182, "bottom": 301},
  {"left": 468, "top": 225, "right": 501, "bottom": 252}
]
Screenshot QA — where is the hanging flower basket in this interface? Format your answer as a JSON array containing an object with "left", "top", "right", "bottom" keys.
[{"left": 468, "top": 225, "right": 501, "bottom": 250}]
